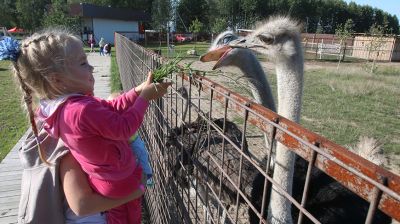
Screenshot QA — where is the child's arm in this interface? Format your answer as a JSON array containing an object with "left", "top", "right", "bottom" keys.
[
  {"left": 60, "top": 153, "right": 145, "bottom": 216},
  {"left": 103, "top": 72, "right": 171, "bottom": 112},
  {"left": 79, "top": 96, "right": 149, "bottom": 140},
  {"left": 102, "top": 72, "right": 153, "bottom": 112}
]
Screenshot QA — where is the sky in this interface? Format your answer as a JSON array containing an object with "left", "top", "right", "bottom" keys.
[{"left": 343, "top": 0, "right": 400, "bottom": 19}]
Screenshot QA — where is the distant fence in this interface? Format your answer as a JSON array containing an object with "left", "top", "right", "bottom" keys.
[
  {"left": 303, "top": 35, "right": 400, "bottom": 62},
  {"left": 115, "top": 32, "right": 400, "bottom": 224}
]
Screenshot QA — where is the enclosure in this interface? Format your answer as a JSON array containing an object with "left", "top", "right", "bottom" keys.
[{"left": 115, "top": 32, "right": 400, "bottom": 224}]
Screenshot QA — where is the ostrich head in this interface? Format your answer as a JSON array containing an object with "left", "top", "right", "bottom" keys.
[
  {"left": 200, "top": 31, "right": 252, "bottom": 70},
  {"left": 229, "top": 16, "right": 303, "bottom": 61}
]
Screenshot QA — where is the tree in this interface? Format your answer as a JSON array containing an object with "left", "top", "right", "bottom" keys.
[
  {"left": 176, "top": 0, "right": 209, "bottom": 33},
  {"left": 335, "top": 18, "right": 354, "bottom": 69},
  {"left": 0, "top": 0, "right": 18, "bottom": 29},
  {"left": 189, "top": 18, "right": 203, "bottom": 40},
  {"left": 367, "top": 23, "right": 388, "bottom": 73},
  {"left": 43, "top": 0, "right": 81, "bottom": 33},
  {"left": 16, "top": 0, "right": 50, "bottom": 32},
  {"left": 189, "top": 18, "right": 203, "bottom": 50},
  {"left": 151, "top": 0, "right": 172, "bottom": 31},
  {"left": 211, "top": 17, "right": 228, "bottom": 34}
]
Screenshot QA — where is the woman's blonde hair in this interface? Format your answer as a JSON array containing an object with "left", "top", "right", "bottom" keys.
[{"left": 12, "top": 28, "right": 82, "bottom": 164}]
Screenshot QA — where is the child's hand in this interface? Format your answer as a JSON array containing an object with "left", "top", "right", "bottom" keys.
[
  {"left": 139, "top": 72, "right": 172, "bottom": 101},
  {"left": 134, "top": 72, "right": 154, "bottom": 95},
  {"left": 140, "top": 82, "right": 172, "bottom": 101}
]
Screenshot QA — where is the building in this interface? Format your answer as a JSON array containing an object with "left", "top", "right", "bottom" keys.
[
  {"left": 70, "top": 3, "right": 150, "bottom": 45},
  {"left": 352, "top": 35, "right": 400, "bottom": 62}
]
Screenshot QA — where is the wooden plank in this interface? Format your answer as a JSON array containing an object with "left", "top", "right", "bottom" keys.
[
  {"left": 0, "top": 179, "right": 21, "bottom": 188},
  {"left": 0, "top": 190, "right": 20, "bottom": 198},
  {"left": 0, "top": 202, "right": 18, "bottom": 210},
  {"left": 0, "top": 195, "right": 19, "bottom": 204},
  {"left": 0, "top": 174, "right": 22, "bottom": 181},
  {"left": 0, "top": 165, "right": 23, "bottom": 173},
  {"left": 0, "top": 215, "right": 17, "bottom": 224},
  {"left": 0, "top": 185, "right": 21, "bottom": 193},
  {"left": 0, "top": 170, "right": 22, "bottom": 178},
  {"left": 0, "top": 208, "right": 18, "bottom": 217}
]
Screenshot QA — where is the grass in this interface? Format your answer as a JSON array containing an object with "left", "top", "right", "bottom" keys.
[
  {"left": 263, "top": 65, "right": 400, "bottom": 155},
  {"left": 144, "top": 42, "right": 210, "bottom": 58},
  {"left": 0, "top": 61, "right": 28, "bottom": 161},
  {"left": 110, "top": 49, "right": 123, "bottom": 92},
  {"left": 143, "top": 42, "right": 400, "bottom": 156}
]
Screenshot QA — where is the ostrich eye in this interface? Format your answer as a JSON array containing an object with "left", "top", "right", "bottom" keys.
[{"left": 258, "top": 35, "right": 274, "bottom": 45}]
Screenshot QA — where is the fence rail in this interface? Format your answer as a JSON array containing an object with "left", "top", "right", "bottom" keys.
[{"left": 115, "top": 32, "right": 400, "bottom": 224}]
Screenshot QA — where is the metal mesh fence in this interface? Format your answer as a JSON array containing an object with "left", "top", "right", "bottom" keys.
[{"left": 115, "top": 32, "right": 400, "bottom": 224}]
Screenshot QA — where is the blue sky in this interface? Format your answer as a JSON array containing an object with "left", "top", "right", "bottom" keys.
[{"left": 343, "top": 0, "right": 400, "bottom": 19}]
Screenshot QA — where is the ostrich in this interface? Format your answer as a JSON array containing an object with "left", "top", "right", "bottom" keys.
[
  {"left": 202, "top": 17, "right": 304, "bottom": 223},
  {"left": 200, "top": 17, "right": 391, "bottom": 224},
  {"left": 167, "top": 86, "right": 264, "bottom": 223}
]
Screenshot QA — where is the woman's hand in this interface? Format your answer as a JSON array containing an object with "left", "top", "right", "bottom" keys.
[{"left": 137, "top": 72, "right": 172, "bottom": 101}]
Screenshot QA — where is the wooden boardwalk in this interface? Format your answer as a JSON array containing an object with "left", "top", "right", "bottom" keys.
[{"left": 0, "top": 53, "right": 111, "bottom": 223}]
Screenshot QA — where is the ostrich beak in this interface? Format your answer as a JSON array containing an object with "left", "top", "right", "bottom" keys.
[
  {"left": 229, "top": 38, "right": 264, "bottom": 49},
  {"left": 200, "top": 45, "right": 232, "bottom": 70}
]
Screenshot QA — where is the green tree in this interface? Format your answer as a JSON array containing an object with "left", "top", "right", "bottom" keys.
[
  {"left": 211, "top": 17, "right": 228, "bottom": 34},
  {"left": 0, "top": 0, "right": 18, "bottom": 29},
  {"left": 16, "top": 0, "right": 50, "bottom": 31},
  {"left": 335, "top": 18, "right": 354, "bottom": 69},
  {"left": 177, "top": 0, "right": 209, "bottom": 33},
  {"left": 151, "top": 0, "right": 171, "bottom": 31},
  {"left": 43, "top": 0, "right": 81, "bottom": 32},
  {"left": 367, "top": 23, "right": 388, "bottom": 73},
  {"left": 189, "top": 18, "right": 203, "bottom": 50}
]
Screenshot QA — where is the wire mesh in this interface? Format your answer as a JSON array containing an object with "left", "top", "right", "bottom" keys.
[{"left": 115, "top": 33, "right": 400, "bottom": 224}]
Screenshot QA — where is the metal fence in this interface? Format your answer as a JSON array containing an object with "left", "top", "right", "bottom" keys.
[{"left": 115, "top": 32, "right": 400, "bottom": 224}]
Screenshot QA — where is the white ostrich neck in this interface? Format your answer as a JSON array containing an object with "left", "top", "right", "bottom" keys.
[
  {"left": 268, "top": 56, "right": 304, "bottom": 224},
  {"left": 237, "top": 54, "right": 276, "bottom": 112},
  {"left": 276, "top": 59, "right": 303, "bottom": 123}
]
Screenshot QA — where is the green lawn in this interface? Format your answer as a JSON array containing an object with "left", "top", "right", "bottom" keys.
[
  {"left": 302, "top": 66, "right": 399, "bottom": 155},
  {"left": 144, "top": 42, "right": 210, "bottom": 58},
  {"left": 0, "top": 60, "right": 28, "bottom": 161}
]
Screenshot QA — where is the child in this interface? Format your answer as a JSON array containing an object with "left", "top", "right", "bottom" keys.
[
  {"left": 88, "top": 35, "right": 95, "bottom": 52},
  {"left": 1, "top": 29, "right": 171, "bottom": 224},
  {"left": 99, "top": 37, "right": 105, "bottom": 56},
  {"left": 108, "top": 92, "right": 154, "bottom": 187},
  {"left": 104, "top": 43, "right": 112, "bottom": 56}
]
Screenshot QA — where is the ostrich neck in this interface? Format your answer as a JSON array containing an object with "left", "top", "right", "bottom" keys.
[
  {"left": 268, "top": 55, "right": 304, "bottom": 224},
  {"left": 237, "top": 53, "right": 276, "bottom": 112},
  {"left": 276, "top": 58, "right": 303, "bottom": 122}
]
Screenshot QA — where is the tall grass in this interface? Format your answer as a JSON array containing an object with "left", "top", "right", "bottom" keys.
[
  {"left": 0, "top": 61, "right": 28, "bottom": 161},
  {"left": 110, "top": 50, "right": 123, "bottom": 92},
  {"left": 298, "top": 67, "right": 400, "bottom": 155}
]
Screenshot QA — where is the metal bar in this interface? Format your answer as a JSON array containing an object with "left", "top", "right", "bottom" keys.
[
  {"left": 180, "top": 72, "right": 400, "bottom": 221},
  {"left": 297, "top": 143, "right": 319, "bottom": 224}
]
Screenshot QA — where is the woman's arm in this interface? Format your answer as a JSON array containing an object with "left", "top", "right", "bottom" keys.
[{"left": 60, "top": 153, "right": 145, "bottom": 216}]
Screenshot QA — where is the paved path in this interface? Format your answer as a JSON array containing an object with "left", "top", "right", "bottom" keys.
[{"left": 0, "top": 53, "right": 111, "bottom": 223}]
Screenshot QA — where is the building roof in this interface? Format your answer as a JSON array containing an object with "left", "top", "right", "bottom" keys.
[{"left": 70, "top": 3, "right": 150, "bottom": 21}]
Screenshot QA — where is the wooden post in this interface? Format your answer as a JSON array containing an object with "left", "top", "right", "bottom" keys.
[{"left": 315, "top": 39, "right": 319, "bottom": 59}]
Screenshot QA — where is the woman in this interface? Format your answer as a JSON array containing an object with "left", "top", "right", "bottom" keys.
[{"left": 18, "top": 126, "right": 145, "bottom": 224}]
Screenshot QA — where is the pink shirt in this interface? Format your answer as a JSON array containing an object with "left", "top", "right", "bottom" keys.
[{"left": 39, "top": 89, "right": 149, "bottom": 181}]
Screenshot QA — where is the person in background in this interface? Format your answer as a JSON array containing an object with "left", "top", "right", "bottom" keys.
[
  {"left": 104, "top": 43, "right": 112, "bottom": 56},
  {"left": 88, "top": 35, "right": 95, "bottom": 52},
  {"left": 99, "top": 37, "right": 105, "bottom": 56}
]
